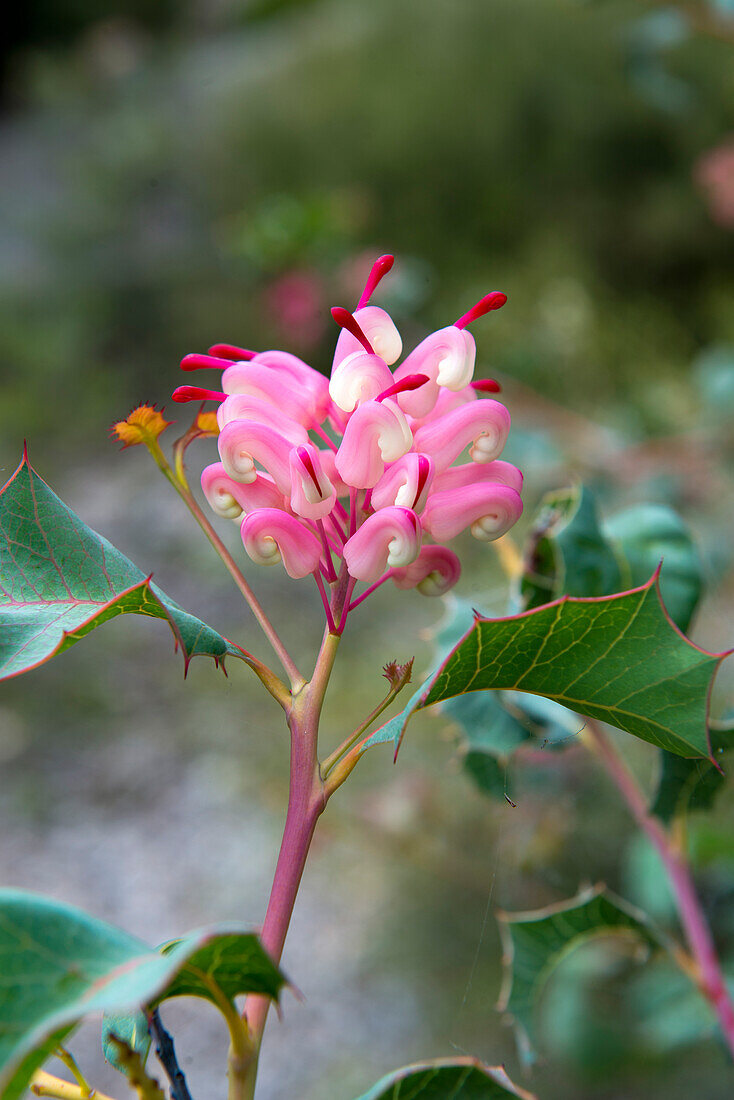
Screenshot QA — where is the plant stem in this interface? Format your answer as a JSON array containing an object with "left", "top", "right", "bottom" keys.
[
  {"left": 150, "top": 442, "right": 303, "bottom": 692},
  {"left": 31, "top": 1071, "right": 118, "bottom": 1100},
  {"left": 583, "top": 719, "right": 734, "bottom": 1056},
  {"left": 240, "top": 630, "right": 341, "bottom": 1098}
]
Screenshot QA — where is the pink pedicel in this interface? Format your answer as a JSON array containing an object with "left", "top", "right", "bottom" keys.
[
  {"left": 343, "top": 506, "right": 421, "bottom": 582},
  {"left": 180, "top": 254, "right": 521, "bottom": 628},
  {"left": 391, "top": 545, "right": 462, "bottom": 595},
  {"left": 241, "top": 508, "right": 322, "bottom": 578}
]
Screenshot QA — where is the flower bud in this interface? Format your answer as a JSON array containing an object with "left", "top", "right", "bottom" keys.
[
  {"left": 391, "top": 545, "right": 461, "bottom": 596},
  {"left": 289, "top": 444, "right": 336, "bottom": 520},
  {"left": 201, "top": 462, "right": 285, "bottom": 519},
  {"left": 412, "top": 399, "right": 510, "bottom": 470},
  {"left": 343, "top": 506, "right": 421, "bottom": 582},
  {"left": 421, "top": 483, "right": 523, "bottom": 542},
  {"left": 240, "top": 509, "right": 322, "bottom": 578},
  {"left": 371, "top": 453, "right": 434, "bottom": 513},
  {"left": 335, "top": 398, "right": 413, "bottom": 488}
]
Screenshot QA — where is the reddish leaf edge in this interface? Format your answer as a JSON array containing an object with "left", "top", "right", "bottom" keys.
[
  {"left": 1, "top": 451, "right": 256, "bottom": 680},
  {"left": 389, "top": 566, "right": 732, "bottom": 767}
]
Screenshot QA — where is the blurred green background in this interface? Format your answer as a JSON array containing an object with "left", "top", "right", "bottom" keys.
[{"left": 1, "top": 1, "right": 734, "bottom": 1098}]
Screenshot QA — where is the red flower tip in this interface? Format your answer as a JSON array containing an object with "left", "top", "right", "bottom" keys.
[
  {"left": 471, "top": 378, "right": 502, "bottom": 394},
  {"left": 454, "top": 291, "right": 507, "bottom": 330},
  {"left": 331, "top": 306, "right": 375, "bottom": 355},
  {"left": 172, "top": 386, "right": 227, "bottom": 403},
  {"left": 207, "top": 344, "right": 257, "bottom": 361},
  {"left": 180, "top": 353, "right": 237, "bottom": 371},
  {"left": 357, "top": 254, "right": 395, "bottom": 309},
  {"left": 376, "top": 373, "right": 429, "bottom": 402}
]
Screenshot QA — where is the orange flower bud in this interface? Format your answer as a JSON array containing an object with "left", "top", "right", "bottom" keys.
[{"left": 112, "top": 405, "right": 172, "bottom": 449}]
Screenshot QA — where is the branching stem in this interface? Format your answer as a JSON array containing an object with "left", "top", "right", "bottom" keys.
[
  {"left": 583, "top": 719, "right": 734, "bottom": 1057},
  {"left": 31, "top": 1071, "right": 118, "bottom": 1100}
]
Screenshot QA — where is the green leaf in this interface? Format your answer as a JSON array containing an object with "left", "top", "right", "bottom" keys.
[
  {"left": 363, "top": 574, "right": 726, "bottom": 760},
  {"left": 497, "top": 884, "right": 662, "bottom": 1064},
  {"left": 650, "top": 717, "right": 734, "bottom": 823},
  {"left": 102, "top": 1011, "right": 151, "bottom": 1074},
  {"left": 521, "top": 485, "right": 704, "bottom": 634},
  {"left": 604, "top": 503, "right": 703, "bottom": 635},
  {"left": 352, "top": 1058, "right": 537, "bottom": 1100},
  {"left": 0, "top": 889, "right": 285, "bottom": 1099},
  {"left": 0, "top": 452, "right": 244, "bottom": 680},
  {"left": 521, "top": 485, "right": 622, "bottom": 610}
]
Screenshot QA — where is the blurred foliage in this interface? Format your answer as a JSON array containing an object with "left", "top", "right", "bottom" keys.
[{"left": 2, "top": 0, "right": 734, "bottom": 472}]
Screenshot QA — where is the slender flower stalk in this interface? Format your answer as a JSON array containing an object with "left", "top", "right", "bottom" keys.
[{"left": 583, "top": 719, "right": 734, "bottom": 1057}]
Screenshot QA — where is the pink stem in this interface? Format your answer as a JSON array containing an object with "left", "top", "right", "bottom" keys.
[
  {"left": 348, "top": 571, "right": 393, "bottom": 612},
  {"left": 316, "top": 520, "right": 337, "bottom": 580},
  {"left": 314, "top": 572, "right": 337, "bottom": 633},
  {"left": 313, "top": 424, "right": 338, "bottom": 453},
  {"left": 586, "top": 721, "right": 734, "bottom": 1056}
]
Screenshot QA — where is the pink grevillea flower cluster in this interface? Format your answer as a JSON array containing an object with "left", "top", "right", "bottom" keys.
[{"left": 173, "top": 256, "right": 522, "bottom": 632}]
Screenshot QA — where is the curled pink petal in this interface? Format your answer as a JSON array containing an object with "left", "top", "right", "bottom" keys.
[
  {"left": 201, "top": 462, "right": 286, "bottom": 519},
  {"left": 222, "top": 362, "right": 322, "bottom": 428},
  {"left": 343, "top": 506, "right": 421, "bottom": 582},
  {"left": 332, "top": 306, "right": 403, "bottom": 369},
  {"left": 421, "top": 483, "right": 523, "bottom": 542},
  {"left": 335, "top": 398, "right": 413, "bottom": 488},
  {"left": 253, "top": 350, "right": 332, "bottom": 423},
  {"left": 216, "top": 394, "right": 310, "bottom": 447},
  {"left": 371, "top": 453, "right": 434, "bottom": 513},
  {"left": 318, "top": 448, "right": 351, "bottom": 497},
  {"left": 432, "top": 459, "right": 523, "bottom": 496},
  {"left": 329, "top": 351, "right": 394, "bottom": 413},
  {"left": 412, "top": 399, "right": 510, "bottom": 471},
  {"left": 218, "top": 420, "right": 295, "bottom": 492},
  {"left": 408, "top": 383, "right": 476, "bottom": 429},
  {"left": 391, "top": 545, "right": 461, "bottom": 595},
  {"left": 393, "top": 327, "right": 476, "bottom": 417},
  {"left": 289, "top": 444, "right": 336, "bottom": 519},
  {"left": 241, "top": 508, "right": 322, "bottom": 578}
]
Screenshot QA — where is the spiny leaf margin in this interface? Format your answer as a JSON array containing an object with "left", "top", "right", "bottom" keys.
[
  {"left": 0, "top": 451, "right": 245, "bottom": 679},
  {"left": 362, "top": 572, "right": 728, "bottom": 761},
  {"left": 496, "top": 883, "right": 664, "bottom": 1065}
]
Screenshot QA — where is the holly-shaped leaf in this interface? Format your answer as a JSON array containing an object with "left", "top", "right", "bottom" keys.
[
  {"left": 521, "top": 485, "right": 623, "bottom": 610},
  {"left": 650, "top": 715, "right": 734, "bottom": 823},
  {"left": 363, "top": 575, "right": 727, "bottom": 760},
  {"left": 0, "top": 889, "right": 285, "bottom": 1099},
  {"left": 352, "top": 1057, "right": 537, "bottom": 1100},
  {"left": 497, "top": 885, "right": 663, "bottom": 1064},
  {"left": 0, "top": 452, "right": 245, "bottom": 679}
]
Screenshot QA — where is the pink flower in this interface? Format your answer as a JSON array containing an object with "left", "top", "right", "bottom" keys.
[
  {"left": 174, "top": 254, "right": 522, "bottom": 630},
  {"left": 289, "top": 444, "right": 336, "bottom": 520},
  {"left": 391, "top": 545, "right": 462, "bottom": 595},
  {"left": 241, "top": 509, "right": 322, "bottom": 578},
  {"left": 201, "top": 462, "right": 286, "bottom": 519},
  {"left": 343, "top": 507, "right": 421, "bottom": 582}
]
